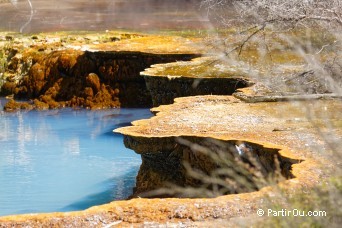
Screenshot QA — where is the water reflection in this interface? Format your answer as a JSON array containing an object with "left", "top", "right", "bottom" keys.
[
  {"left": 1, "top": 0, "right": 207, "bottom": 33},
  {"left": 61, "top": 167, "right": 139, "bottom": 211},
  {"left": 64, "top": 137, "right": 80, "bottom": 155},
  {"left": 0, "top": 105, "right": 152, "bottom": 216}
]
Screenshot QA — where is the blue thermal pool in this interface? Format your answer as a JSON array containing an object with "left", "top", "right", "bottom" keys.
[{"left": 0, "top": 99, "right": 151, "bottom": 216}]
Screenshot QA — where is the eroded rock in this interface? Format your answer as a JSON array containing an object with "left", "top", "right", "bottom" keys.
[
  {"left": 141, "top": 57, "right": 253, "bottom": 106},
  {"left": 0, "top": 31, "right": 340, "bottom": 227},
  {"left": 129, "top": 136, "right": 300, "bottom": 198},
  {"left": 3, "top": 99, "right": 33, "bottom": 111},
  {"left": 116, "top": 96, "right": 341, "bottom": 198},
  {"left": 3, "top": 50, "right": 199, "bottom": 110},
  {"left": 0, "top": 33, "right": 202, "bottom": 111}
]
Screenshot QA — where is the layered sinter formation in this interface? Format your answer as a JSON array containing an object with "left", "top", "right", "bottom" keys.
[
  {"left": 1, "top": 95, "right": 339, "bottom": 226},
  {"left": 116, "top": 95, "right": 340, "bottom": 198},
  {"left": 0, "top": 33, "right": 201, "bottom": 111},
  {"left": 0, "top": 31, "right": 340, "bottom": 226},
  {"left": 141, "top": 57, "right": 253, "bottom": 106},
  {"left": 141, "top": 55, "right": 342, "bottom": 106}
]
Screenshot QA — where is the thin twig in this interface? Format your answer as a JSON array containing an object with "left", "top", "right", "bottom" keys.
[
  {"left": 222, "top": 24, "right": 266, "bottom": 57},
  {"left": 316, "top": 40, "right": 338, "bottom": 54},
  {"left": 20, "top": 0, "right": 34, "bottom": 33},
  {"left": 238, "top": 24, "right": 266, "bottom": 56},
  {"left": 283, "top": 70, "right": 314, "bottom": 83}
]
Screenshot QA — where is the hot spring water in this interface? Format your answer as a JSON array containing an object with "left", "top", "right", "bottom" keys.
[
  {"left": 0, "top": 0, "right": 204, "bottom": 217},
  {"left": 0, "top": 99, "right": 151, "bottom": 216}
]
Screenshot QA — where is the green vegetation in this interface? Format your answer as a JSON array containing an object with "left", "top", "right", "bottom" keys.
[{"left": 260, "top": 177, "right": 342, "bottom": 227}]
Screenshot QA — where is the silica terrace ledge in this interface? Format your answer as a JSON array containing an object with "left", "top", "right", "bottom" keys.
[
  {"left": 0, "top": 32, "right": 340, "bottom": 226},
  {"left": 1, "top": 95, "right": 339, "bottom": 226}
]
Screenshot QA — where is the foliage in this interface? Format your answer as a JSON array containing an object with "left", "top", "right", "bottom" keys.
[
  {"left": 202, "top": 0, "right": 342, "bottom": 28},
  {"left": 158, "top": 1, "right": 342, "bottom": 226},
  {"left": 200, "top": 0, "right": 342, "bottom": 95},
  {"left": 261, "top": 177, "right": 342, "bottom": 227}
]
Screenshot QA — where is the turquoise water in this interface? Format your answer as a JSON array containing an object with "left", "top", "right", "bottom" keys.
[{"left": 0, "top": 99, "right": 151, "bottom": 216}]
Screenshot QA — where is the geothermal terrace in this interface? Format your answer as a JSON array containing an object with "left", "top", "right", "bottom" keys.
[{"left": 0, "top": 32, "right": 340, "bottom": 227}]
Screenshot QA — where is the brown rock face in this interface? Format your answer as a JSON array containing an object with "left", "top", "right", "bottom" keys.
[
  {"left": 125, "top": 136, "right": 299, "bottom": 198},
  {"left": 144, "top": 76, "right": 251, "bottom": 106},
  {"left": 1, "top": 81, "right": 16, "bottom": 95},
  {"left": 9, "top": 50, "right": 197, "bottom": 110}
]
